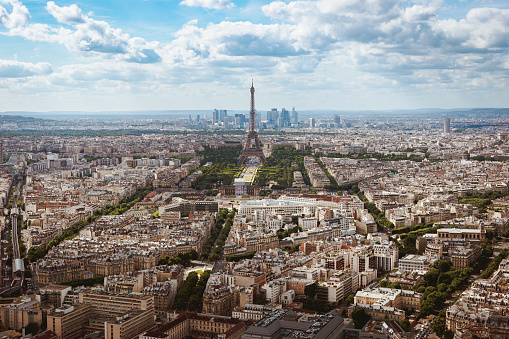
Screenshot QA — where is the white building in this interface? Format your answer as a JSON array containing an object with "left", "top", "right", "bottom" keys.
[
  {"left": 263, "top": 280, "right": 285, "bottom": 303},
  {"left": 239, "top": 199, "right": 317, "bottom": 220},
  {"left": 398, "top": 255, "right": 430, "bottom": 273},
  {"left": 298, "top": 217, "right": 318, "bottom": 230},
  {"left": 373, "top": 241, "right": 399, "bottom": 272}
]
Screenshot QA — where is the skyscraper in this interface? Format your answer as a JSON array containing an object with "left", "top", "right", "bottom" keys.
[
  {"left": 212, "top": 109, "right": 219, "bottom": 124},
  {"left": 267, "top": 108, "right": 279, "bottom": 123},
  {"left": 281, "top": 108, "right": 290, "bottom": 127},
  {"left": 334, "top": 115, "right": 341, "bottom": 125},
  {"left": 309, "top": 118, "right": 316, "bottom": 128},
  {"left": 291, "top": 107, "right": 298, "bottom": 125},
  {"left": 444, "top": 118, "right": 451, "bottom": 134}
]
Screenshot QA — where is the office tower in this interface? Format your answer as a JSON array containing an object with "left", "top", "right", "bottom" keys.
[
  {"left": 278, "top": 116, "right": 284, "bottom": 128},
  {"left": 267, "top": 108, "right": 279, "bottom": 123},
  {"left": 309, "top": 118, "right": 316, "bottom": 128},
  {"left": 212, "top": 109, "right": 219, "bottom": 124},
  {"left": 220, "top": 110, "right": 227, "bottom": 122},
  {"left": 238, "top": 81, "right": 266, "bottom": 165},
  {"left": 291, "top": 107, "right": 298, "bottom": 125},
  {"left": 281, "top": 108, "right": 290, "bottom": 127},
  {"left": 196, "top": 114, "right": 200, "bottom": 122},
  {"left": 334, "top": 115, "right": 341, "bottom": 125},
  {"left": 188, "top": 114, "right": 192, "bottom": 122},
  {"left": 444, "top": 118, "right": 451, "bottom": 134}
]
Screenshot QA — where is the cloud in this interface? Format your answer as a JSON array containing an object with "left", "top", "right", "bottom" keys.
[
  {"left": 46, "top": 1, "right": 85, "bottom": 24},
  {"left": 0, "top": 59, "right": 52, "bottom": 77},
  {"left": 180, "top": 0, "right": 234, "bottom": 10},
  {"left": 434, "top": 8, "right": 509, "bottom": 50},
  {"left": 167, "top": 20, "right": 303, "bottom": 62},
  {"left": 2, "top": 0, "right": 509, "bottom": 109},
  {"left": 4, "top": 1, "right": 161, "bottom": 64},
  {"left": 0, "top": 0, "right": 30, "bottom": 29}
]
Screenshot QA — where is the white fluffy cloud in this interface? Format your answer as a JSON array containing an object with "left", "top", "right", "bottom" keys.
[
  {"left": 0, "top": 59, "right": 52, "bottom": 77},
  {"left": 0, "top": 0, "right": 30, "bottom": 29},
  {"left": 2, "top": 1, "right": 161, "bottom": 63},
  {"left": 179, "top": 0, "right": 234, "bottom": 10},
  {"left": 1, "top": 0, "right": 509, "bottom": 110}
]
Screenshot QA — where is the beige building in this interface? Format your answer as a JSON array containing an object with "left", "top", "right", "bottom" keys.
[
  {"left": 36, "top": 260, "right": 85, "bottom": 286},
  {"left": 140, "top": 312, "right": 247, "bottom": 339},
  {"left": 202, "top": 278, "right": 241, "bottom": 316},
  {"left": 44, "top": 289, "right": 157, "bottom": 339},
  {"left": 0, "top": 297, "right": 43, "bottom": 331},
  {"left": 451, "top": 245, "right": 483, "bottom": 268},
  {"left": 47, "top": 304, "right": 91, "bottom": 339}
]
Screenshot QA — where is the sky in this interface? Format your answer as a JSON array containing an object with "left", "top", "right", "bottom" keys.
[{"left": 1, "top": 0, "right": 509, "bottom": 112}]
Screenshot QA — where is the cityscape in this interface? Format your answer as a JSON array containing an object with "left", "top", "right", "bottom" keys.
[{"left": 2, "top": 0, "right": 509, "bottom": 339}]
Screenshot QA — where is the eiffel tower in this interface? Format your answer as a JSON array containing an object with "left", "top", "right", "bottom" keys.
[{"left": 238, "top": 81, "right": 266, "bottom": 165}]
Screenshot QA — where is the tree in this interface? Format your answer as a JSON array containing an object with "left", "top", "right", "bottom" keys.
[
  {"left": 399, "top": 319, "right": 410, "bottom": 331},
  {"left": 431, "top": 310, "right": 447, "bottom": 337},
  {"left": 351, "top": 307, "right": 371, "bottom": 329},
  {"left": 188, "top": 249, "right": 199, "bottom": 260},
  {"left": 187, "top": 295, "right": 201, "bottom": 311},
  {"left": 433, "top": 259, "right": 452, "bottom": 273},
  {"left": 345, "top": 294, "right": 355, "bottom": 306},
  {"left": 304, "top": 282, "right": 317, "bottom": 299},
  {"left": 503, "top": 228, "right": 509, "bottom": 238}
]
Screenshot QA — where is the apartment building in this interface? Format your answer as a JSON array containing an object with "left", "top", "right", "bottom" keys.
[
  {"left": 140, "top": 312, "right": 248, "bottom": 339},
  {"left": 47, "top": 304, "right": 91, "bottom": 339}
]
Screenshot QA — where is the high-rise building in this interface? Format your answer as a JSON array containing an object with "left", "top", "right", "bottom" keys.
[
  {"left": 267, "top": 108, "right": 279, "bottom": 123},
  {"left": 220, "top": 109, "right": 227, "bottom": 122},
  {"left": 281, "top": 108, "right": 290, "bottom": 127},
  {"left": 334, "top": 115, "right": 341, "bottom": 125},
  {"left": 212, "top": 109, "right": 220, "bottom": 124},
  {"left": 444, "top": 118, "right": 451, "bottom": 134},
  {"left": 309, "top": 118, "right": 316, "bottom": 128},
  {"left": 291, "top": 107, "right": 298, "bottom": 125}
]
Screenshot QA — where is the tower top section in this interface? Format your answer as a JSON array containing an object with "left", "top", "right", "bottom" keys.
[{"left": 250, "top": 80, "right": 256, "bottom": 133}]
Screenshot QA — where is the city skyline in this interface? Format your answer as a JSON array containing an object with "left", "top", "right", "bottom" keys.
[{"left": 1, "top": 0, "right": 509, "bottom": 112}]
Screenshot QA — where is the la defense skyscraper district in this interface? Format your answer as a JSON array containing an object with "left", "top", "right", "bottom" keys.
[{"left": 238, "top": 81, "right": 266, "bottom": 165}]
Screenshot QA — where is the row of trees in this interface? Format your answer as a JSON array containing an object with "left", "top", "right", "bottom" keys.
[
  {"left": 391, "top": 222, "right": 436, "bottom": 235},
  {"left": 365, "top": 202, "right": 394, "bottom": 230},
  {"left": 226, "top": 252, "right": 256, "bottom": 262},
  {"left": 313, "top": 157, "right": 340, "bottom": 190},
  {"left": 210, "top": 209, "right": 236, "bottom": 261},
  {"left": 200, "top": 208, "right": 235, "bottom": 261},
  {"left": 478, "top": 248, "right": 509, "bottom": 279},
  {"left": 173, "top": 271, "right": 211, "bottom": 311}
]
